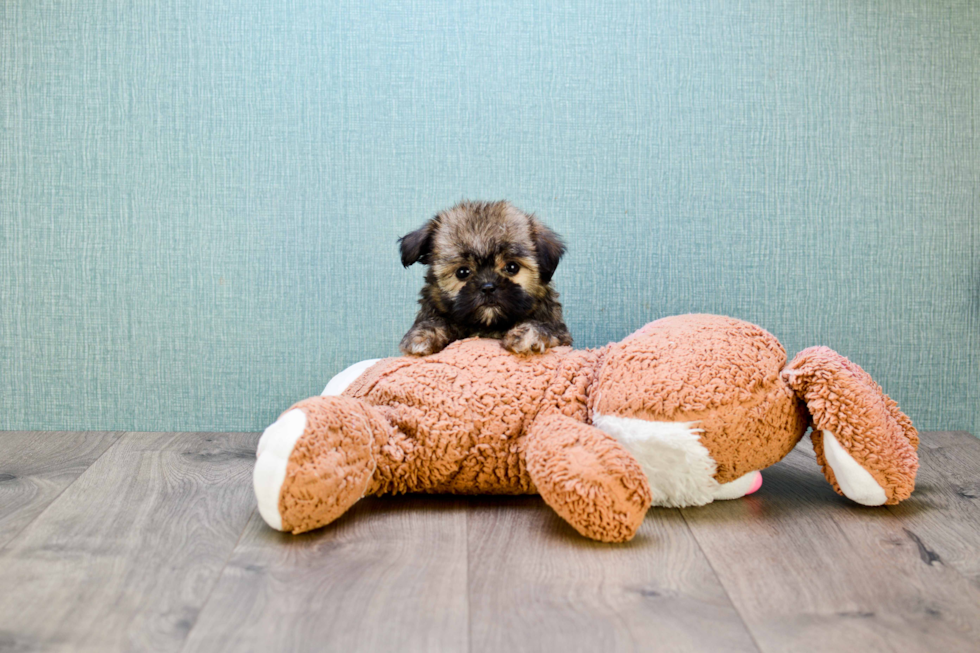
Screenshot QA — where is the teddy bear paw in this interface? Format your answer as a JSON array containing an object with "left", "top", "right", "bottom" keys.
[
  {"left": 253, "top": 409, "right": 308, "bottom": 531},
  {"left": 821, "top": 430, "right": 887, "bottom": 506},
  {"left": 321, "top": 359, "right": 381, "bottom": 396},
  {"left": 712, "top": 470, "right": 763, "bottom": 500}
]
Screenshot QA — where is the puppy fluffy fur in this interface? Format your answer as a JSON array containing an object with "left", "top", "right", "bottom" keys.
[{"left": 399, "top": 200, "right": 572, "bottom": 356}]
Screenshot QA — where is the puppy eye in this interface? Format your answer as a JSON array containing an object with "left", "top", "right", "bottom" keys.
[
  {"left": 455, "top": 267, "right": 471, "bottom": 280},
  {"left": 505, "top": 262, "right": 520, "bottom": 275}
]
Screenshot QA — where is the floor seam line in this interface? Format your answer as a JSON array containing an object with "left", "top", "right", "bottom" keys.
[
  {"left": 680, "top": 507, "right": 766, "bottom": 653},
  {"left": 0, "top": 430, "right": 126, "bottom": 553},
  {"left": 178, "top": 508, "right": 258, "bottom": 653},
  {"left": 464, "top": 498, "right": 472, "bottom": 653}
]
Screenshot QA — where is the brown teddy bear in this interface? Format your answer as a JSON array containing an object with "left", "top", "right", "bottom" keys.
[{"left": 254, "top": 314, "right": 918, "bottom": 542}]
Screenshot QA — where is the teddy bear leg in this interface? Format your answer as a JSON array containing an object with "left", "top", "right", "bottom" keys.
[
  {"left": 253, "top": 395, "right": 390, "bottom": 534},
  {"left": 320, "top": 358, "right": 382, "bottom": 396},
  {"left": 810, "top": 429, "right": 887, "bottom": 506},
  {"left": 524, "top": 413, "right": 653, "bottom": 543},
  {"left": 712, "top": 470, "right": 763, "bottom": 501},
  {"left": 783, "top": 346, "right": 919, "bottom": 505}
]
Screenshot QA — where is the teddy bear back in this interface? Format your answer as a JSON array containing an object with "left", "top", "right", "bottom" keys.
[
  {"left": 592, "top": 314, "right": 809, "bottom": 482},
  {"left": 342, "top": 338, "right": 586, "bottom": 494}
]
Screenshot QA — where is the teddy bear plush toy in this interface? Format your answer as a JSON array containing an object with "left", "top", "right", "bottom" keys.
[{"left": 254, "top": 314, "right": 918, "bottom": 543}]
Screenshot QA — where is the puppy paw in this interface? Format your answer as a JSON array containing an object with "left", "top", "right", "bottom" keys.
[
  {"left": 399, "top": 325, "right": 449, "bottom": 356},
  {"left": 502, "top": 322, "right": 560, "bottom": 355}
]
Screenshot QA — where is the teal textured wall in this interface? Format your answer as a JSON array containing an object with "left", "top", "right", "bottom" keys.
[{"left": 1, "top": 1, "right": 977, "bottom": 434}]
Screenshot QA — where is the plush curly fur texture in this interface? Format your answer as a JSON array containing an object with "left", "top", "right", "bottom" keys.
[
  {"left": 783, "top": 347, "right": 919, "bottom": 503},
  {"left": 262, "top": 314, "right": 918, "bottom": 542}
]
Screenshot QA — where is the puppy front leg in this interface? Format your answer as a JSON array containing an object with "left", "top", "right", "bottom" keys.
[
  {"left": 399, "top": 315, "right": 454, "bottom": 356},
  {"left": 502, "top": 319, "right": 572, "bottom": 354}
]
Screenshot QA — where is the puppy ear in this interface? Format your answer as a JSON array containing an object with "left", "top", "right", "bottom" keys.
[
  {"left": 398, "top": 218, "right": 438, "bottom": 267},
  {"left": 530, "top": 219, "right": 566, "bottom": 284}
]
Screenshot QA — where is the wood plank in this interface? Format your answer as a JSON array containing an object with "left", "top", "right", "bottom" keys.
[
  {"left": 467, "top": 496, "right": 760, "bottom": 653},
  {"left": 887, "top": 431, "right": 980, "bottom": 583},
  {"left": 795, "top": 430, "right": 980, "bottom": 582},
  {"left": 915, "top": 430, "right": 978, "bottom": 450},
  {"left": 0, "top": 431, "right": 121, "bottom": 548},
  {"left": 1, "top": 429, "right": 975, "bottom": 651},
  {"left": 0, "top": 431, "right": 258, "bottom": 653},
  {"left": 683, "top": 444, "right": 980, "bottom": 653},
  {"left": 181, "top": 495, "right": 469, "bottom": 653}
]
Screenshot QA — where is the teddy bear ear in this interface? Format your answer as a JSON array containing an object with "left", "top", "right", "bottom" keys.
[
  {"left": 398, "top": 217, "right": 439, "bottom": 267},
  {"left": 529, "top": 218, "right": 565, "bottom": 284}
]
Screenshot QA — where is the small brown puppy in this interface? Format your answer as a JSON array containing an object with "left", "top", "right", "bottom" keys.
[{"left": 399, "top": 200, "right": 572, "bottom": 356}]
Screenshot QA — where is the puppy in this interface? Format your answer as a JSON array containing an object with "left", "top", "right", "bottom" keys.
[{"left": 398, "top": 200, "right": 572, "bottom": 356}]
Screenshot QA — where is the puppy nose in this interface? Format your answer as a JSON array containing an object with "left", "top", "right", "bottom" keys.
[{"left": 481, "top": 282, "right": 496, "bottom": 295}]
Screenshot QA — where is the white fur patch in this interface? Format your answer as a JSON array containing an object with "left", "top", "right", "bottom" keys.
[
  {"left": 406, "top": 340, "right": 431, "bottom": 355},
  {"left": 713, "top": 470, "right": 762, "bottom": 500},
  {"left": 321, "top": 359, "right": 381, "bottom": 396},
  {"left": 253, "top": 409, "right": 307, "bottom": 531},
  {"left": 480, "top": 306, "right": 502, "bottom": 325},
  {"left": 593, "top": 414, "right": 720, "bottom": 507},
  {"left": 511, "top": 324, "right": 547, "bottom": 353},
  {"left": 822, "top": 429, "right": 887, "bottom": 506}
]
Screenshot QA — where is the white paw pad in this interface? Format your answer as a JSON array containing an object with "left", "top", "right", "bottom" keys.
[
  {"left": 822, "top": 430, "right": 887, "bottom": 506},
  {"left": 253, "top": 409, "right": 307, "bottom": 531},
  {"left": 321, "top": 359, "right": 382, "bottom": 396},
  {"left": 713, "top": 470, "right": 763, "bottom": 500}
]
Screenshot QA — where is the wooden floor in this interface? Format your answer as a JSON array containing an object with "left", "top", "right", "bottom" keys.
[{"left": 1, "top": 431, "right": 979, "bottom": 652}]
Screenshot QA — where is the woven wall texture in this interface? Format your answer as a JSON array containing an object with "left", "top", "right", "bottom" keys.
[{"left": 1, "top": 1, "right": 977, "bottom": 433}]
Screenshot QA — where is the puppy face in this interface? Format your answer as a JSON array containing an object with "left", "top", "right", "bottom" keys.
[{"left": 400, "top": 201, "right": 565, "bottom": 330}]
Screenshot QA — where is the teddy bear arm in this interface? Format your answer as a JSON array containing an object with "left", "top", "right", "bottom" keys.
[
  {"left": 254, "top": 395, "right": 394, "bottom": 534},
  {"left": 524, "top": 412, "right": 653, "bottom": 542}
]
